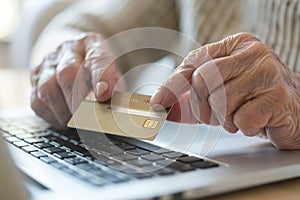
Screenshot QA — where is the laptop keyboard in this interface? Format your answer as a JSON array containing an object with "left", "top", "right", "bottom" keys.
[{"left": 0, "top": 117, "right": 219, "bottom": 187}]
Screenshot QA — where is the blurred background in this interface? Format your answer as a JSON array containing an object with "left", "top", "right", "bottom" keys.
[
  {"left": 0, "top": 0, "right": 76, "bottom": 69},
  {"left": 0, "top": 0, "right": 76, "bottom": 109},
  {"left": 0, "top": 0, "right": 21, "bottom": 68}
]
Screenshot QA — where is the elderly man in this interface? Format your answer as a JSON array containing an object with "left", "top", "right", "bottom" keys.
[{"left": 30, "top": 0, "right": 300, "bottom": 149}]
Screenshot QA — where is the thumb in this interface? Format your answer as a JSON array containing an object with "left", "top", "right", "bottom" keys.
[{"left": 167, "top": 92, "right": 199, "bottom": 123}]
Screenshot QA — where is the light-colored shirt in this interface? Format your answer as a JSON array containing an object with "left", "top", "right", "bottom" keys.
[{"left": 35, "top": 0, "right": 300, "bottom": 73}]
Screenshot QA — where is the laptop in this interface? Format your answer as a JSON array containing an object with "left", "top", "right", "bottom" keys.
[{"left": 2, "top": 61, "right": 300, "bottom": 199}]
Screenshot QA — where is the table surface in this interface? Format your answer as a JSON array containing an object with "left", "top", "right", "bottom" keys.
[{"left": 1, "top": 68, "right": 300, "bottom": 199}]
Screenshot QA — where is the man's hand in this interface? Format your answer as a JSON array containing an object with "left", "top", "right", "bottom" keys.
[
  {"left": 31, "top": 32, "right": 121, "bottom": 128},
  {"left": 151, "top": 32, "right": 300, "bottom": 150}
]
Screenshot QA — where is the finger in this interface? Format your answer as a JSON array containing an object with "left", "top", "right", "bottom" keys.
[
  {"left": 151, "top": 32, "right": 260, "bottom": 109},
  {"left": 31, "top": 48, "right": 61, "bottom": 86},
  {"left": 208, "top": 85, "right": 238, "bottom": 133},
  {"left": 191, "top": 67, "right": 221, "bottom": 125},
  {"left": 37, "top": 67, "right": 72, "bottom": 126},
  {"left": 83, "top": 34, "right": 117, "bottom": 102},
  {"left": 55, "top": 41, "right": 88, "bottom": 112},
  {"left": 150, "top": 42, "right": 228, "bottom": 109},
  {"left": 166, "top": 92, "right": 199, "bottom": 123},
  {"left": 233, "top": 96, "right": 272, "bottom": 137},
  {"left": 30, "top": 88, "right": 62, "bottom": 128},
  {"left": 30, "top": 64, "right": 42, "bottom": 87},
  {"left": 71, "top": 66, "right": 92, "bottom": 112},
  {"left": 207, "top": 62, "right": 276, "bottom": 133},
  {"left": 267, "top": 126, "right": 298, "bottom": 150}
]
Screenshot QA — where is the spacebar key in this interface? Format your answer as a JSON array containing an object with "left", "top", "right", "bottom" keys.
[{"left": 65, "top": 157, "right": 88, "bottom": 165}]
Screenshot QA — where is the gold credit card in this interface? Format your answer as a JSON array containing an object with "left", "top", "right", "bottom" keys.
[{"left": 67, "top": 92, "right": 168, "bottom": 140}]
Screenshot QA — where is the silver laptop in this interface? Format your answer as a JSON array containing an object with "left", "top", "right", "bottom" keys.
[
  {"left": 2, "top": 109, "right": 300, "bottom": 200},
  {"left": 2, "top": 61, "right": 300, "bottom": 199}
]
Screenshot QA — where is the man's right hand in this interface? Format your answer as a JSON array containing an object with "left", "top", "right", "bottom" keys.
[{"left": 30, "top": 32, "right": 120, "bottom": 128}]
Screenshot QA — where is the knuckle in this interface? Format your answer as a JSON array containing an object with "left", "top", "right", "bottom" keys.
[
  {"left": 56, "top": 65, "right": 77, "bottom": 89},
  {"left": 81, "top": 32, "right": 105, "bottom": 42},
  {"left": 235, "top": 32, "right": 260, "bottom": 42},
  {"left": 272, "top": 84, "right": 291, "bottom": 104},
  {"left": 60, "top": 40, "right": 78, "bottom": 52},
  {"left": 182, "top": 51, "right": 197, "bottom": 66},
  {"left": 233, "top": 110, "right": 248, "bottom": 130},
  {"left": 198, "top": 114, "right": 210, "bottom": 124},
  {"left": 30, "top": 65, "right": 42, "bottom": 86},
  {"left": 252, "top": 41, "right": 269, "bottom": 52},
  {"left": 223, "top": 123, "right": 237, "bottom": 133},
  {"left": 192, "top": 68, "right": 205, "bottom": 86},
  {"left": 37, "top": 81, "right": 54, "bottom": 104},
  {"left": 31, "top": 101, "right": 43, "bottom": 118},
  {"left": 30, "top": 92, "right": 45, "bottom": 118}
]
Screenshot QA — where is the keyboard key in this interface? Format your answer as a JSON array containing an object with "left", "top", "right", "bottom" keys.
[
  {"left": 154, "top": 148, "right": 173, "bottom": 154},
  {"left": 5, "top": 136, "right": 20, "bottom": 143},
  {"left": 167, "top": 162, "right": 195, "bottom": 172},
  {"left": 155, "top": 159, "right": 195, "bottom": 172},
  {"left": 69, "top": 139, "right": 80, "bottom": 145},
  {"left": 162, "top": 152, "right": 188, "bottom": 159},
  {"left": 44, "top": 147, "right": 65, "bottom": 154},
  {"left": 126, "top": 148, "right": 149, "bottom": 156},
  {"left": 40, "top": 156, "right": 57, "bottom": 164},
  {"left": 22, "top": 145, "right": 39, "bottom": 153},
  {"left": 58, "top": 142, "right": 78, "bottom": 151},
  {"left": 154, "top": 159, "right": 173, "bottom": 166},
  {"left": 116, "top": 143, "right": 136, "bottom": 150},
  {"left": 127, "top": 159, "right": 152, "bottom": 167},
  {"left": 2, "top": 133, "right": 11, "bottom": 138},
  {"left": 176, "top": 156, "right": 203, "bottom": 163},
  {"left": 191, "top": 161, "right": 219, "bottom": 169},
  {"left": 24, "top": 137, "right": 46, "bottom": 144},
  {"left": 9, "top": 129, "right": 26, "bottom": 135},
  {"left": 74, "top": 147, "right": 92, "bottom": 157},
  {"left": 42, "top": 135, "right": 58, "bottom": 143},
  {"left": 114, "top": 153, "right": 138, "bottom": 161},
  {"left": 106, "top": 160, "right": 122, "bottom": 166},
  {"left": 77, "top": 163, "right": 96, "bottom": 171},
  {"left": 94, "top": 154, "right": 110, "bottom": 165},
  {"left": 155, "top": 168, "right": 175, "bottom": 176},
  {"left": 32, "top": 131, "right": 50, "bottom": 137},
  {"left": 131, "top": 173, "right": 154, "bottom": 179},
  {"left": 53, "top": 152, "right": 76, "bottom": 159},
  {"left": 49, "top": 138, "right": 68, "bottom": 146},
  {"left": 141, "top": 154, "right": 164, "bottom": 161},
  {"left": 31, "top": 151, "right": 47, "bottom": 158},
  {"left": 51, "top": 162, "right": 66, "bottom": 169},
  {"left": 15, "top": 133, "right": 34, "bottom": 139},
  {"left": 13, "top": 141, "right": 29, "bottom": 148},
  {"left": 106, "top": 147, "right": 125, "bottom": 155},
  {"left": 65, "top": 157, "right": 88, "bottom": 165},
  {"left": 34, "top": 142, "right": 54, "bottom": 149}
]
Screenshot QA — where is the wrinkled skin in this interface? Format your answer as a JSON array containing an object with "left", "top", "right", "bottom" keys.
[
  {"left": 31, "top": 33, "right": 121, "bottom": 129},
  {"left": 150, "top": 32, "right": 300, "bottom": 150}
]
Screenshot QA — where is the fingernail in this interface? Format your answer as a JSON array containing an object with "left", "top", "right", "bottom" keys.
[
  {"left": 150, "top": 90, "right": 163, "bottom": 104},
  {"left": 96, "top": 81, "right": 109, "bottom": 97},
  {"left": 150, "top": 90, "right": 164, "bottom": 110},
  {"left": 242, "top": 129, "right": 258, "bottom": 137},
  {"left": 152, "top": 104, "right": 165, "bottom": 111}
]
